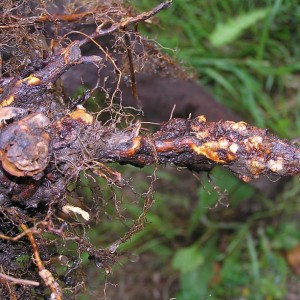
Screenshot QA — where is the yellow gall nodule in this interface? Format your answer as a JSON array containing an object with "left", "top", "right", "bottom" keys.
[
  {"left": 248, "top": 159, "right": 265, "bottom": 174},
  {"left": 248, "top": 136, "right": 263, "bottom": 149},
  {"left": 231, "top": 121, "right": 248, "bottom": 131},
  {"left": 197, "top": 115, "right": 207, "bottom": 123},
  {"left": 122, "top": 137, "right": 141, "bottom": 156},
  {"left": 0, "top": 95, "right": 14, "bottom": 107},
  {"left": 24, "top": 76, "right": 41, "bottom": 86},
  {"left": 191, "top": 143, "right": 225, "bottom": 163},
  {"left": 68, "top": 108, "right": 94, "bottom": 125},
  {"left": 226, "top": 152, "right": 236, "bottom": 161}
]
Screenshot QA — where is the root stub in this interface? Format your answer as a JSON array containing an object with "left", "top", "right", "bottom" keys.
[{"left": 101, "top": 116, "right": 300, "bottom": 182}]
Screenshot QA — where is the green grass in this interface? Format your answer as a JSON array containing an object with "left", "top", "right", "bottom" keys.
[
  {"left": 124, "top": 1, "right": 300, "bottom": 299},
  {"left": 80, "top": 1, "right": 300, "bottom": 299},
  {"left": 85, "top": 166, "right": 300, "bottom": 299}
]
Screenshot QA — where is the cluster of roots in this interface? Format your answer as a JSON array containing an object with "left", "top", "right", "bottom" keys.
[{"left": 0, "top": 1, "right": 175, "bottom": 298}]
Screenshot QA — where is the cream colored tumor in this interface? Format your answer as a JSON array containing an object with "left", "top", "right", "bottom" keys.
[
  {"left": 232, "top": 121, "right": 247, "bottom": 131},
  {"left": 248, "top": 136, "right": 263, "bottom": 149},
  {"left": 268, "top": 158, "right": 283, "bottom": 172},
  {"left": 229, "top": 143, "right": 239, "bottom": 154},
  {"left": 248, "top": 159, "right": 265, "bottom": 174},
  {"left": 218, "top": 138, "right": 229, "bottom": 149}
]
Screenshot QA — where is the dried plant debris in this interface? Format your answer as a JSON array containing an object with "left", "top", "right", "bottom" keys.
[{"left": 0, "top": 0, "right": 300, "bottom": 299}]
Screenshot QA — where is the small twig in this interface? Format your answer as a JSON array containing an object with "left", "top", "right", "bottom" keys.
[
  {"left": 36, "top": 12, "right": 92, "bottom": 23},
  {"left": 124, "top": 30, "right": 141, "bottom": 108},
  {"left": 0, "top": 12, "right": 92, "bottom": 28},
  {"left": 20, "top": 224, "right": 44, "bottom": 271},
  {"left": 169, "top": 104, "right": 176, "bottom": 120},
  {"left": 0, "top": 227, "right": 39, "bottom": 241},
  {"left": 20, "top": 224, "right": 62, "bottom": 300},
  {"left": 0, "top": 272, "right": 40, "bottom": 287},
  {"left": 79, "top": 1, "right": 173, "bottom": 47},
  {"left": 0, "top": 8, "right": 123, "bottom": 28}
]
